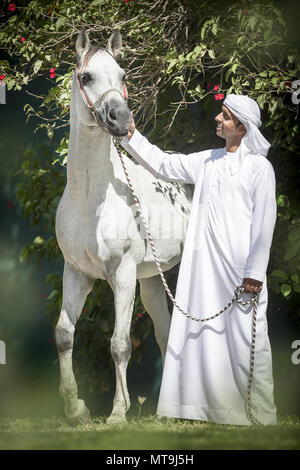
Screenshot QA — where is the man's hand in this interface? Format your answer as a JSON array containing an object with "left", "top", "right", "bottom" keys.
[
  {"left": 242, "top": 278, "right": 263, "bottom": 293},
  {"left": 127, "top": 112, "right": 136, "bottom": 140}
]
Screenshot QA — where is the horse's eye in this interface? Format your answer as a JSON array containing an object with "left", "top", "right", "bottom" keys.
[{"left": 81, "top": 73, "right": 91, "bottom": 85}]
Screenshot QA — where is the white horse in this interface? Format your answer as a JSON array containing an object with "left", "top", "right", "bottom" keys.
[{"left": 54, "top": 28, "right": 193, "bottom": 425}]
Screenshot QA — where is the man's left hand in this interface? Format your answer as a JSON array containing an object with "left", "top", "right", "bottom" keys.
[{"left": 242, "top": 278, "right": 263, "bottom": 293}]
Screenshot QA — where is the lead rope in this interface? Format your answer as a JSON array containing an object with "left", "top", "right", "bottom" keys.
[{"left": 112, "top": 136, "right": 262, "bottom": 426}]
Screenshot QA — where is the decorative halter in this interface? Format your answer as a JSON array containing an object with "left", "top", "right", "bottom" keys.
[{"left": 76, "top": 48, "right": 128, "bottom": 131}]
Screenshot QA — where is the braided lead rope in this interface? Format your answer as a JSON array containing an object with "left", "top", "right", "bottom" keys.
[{"left": 112, "top": 136, "right": 263, "bottom": 425}]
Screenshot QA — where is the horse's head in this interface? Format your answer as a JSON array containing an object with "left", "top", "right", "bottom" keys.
[{"left": 75, "top": 28, "right": 131, "bottom": 137}]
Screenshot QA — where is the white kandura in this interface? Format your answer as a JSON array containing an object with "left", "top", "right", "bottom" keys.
[{"left": 121, "top": 122, "right": 277, "bottom": 425}]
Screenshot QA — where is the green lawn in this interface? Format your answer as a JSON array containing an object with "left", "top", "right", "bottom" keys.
[{"left": 0, "top": 414, "right": 299, "bottom": 450}]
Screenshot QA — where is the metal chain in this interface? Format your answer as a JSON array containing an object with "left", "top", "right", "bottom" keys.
[{"left": 113, "top": 136, "right": 263, "bottom": 426}]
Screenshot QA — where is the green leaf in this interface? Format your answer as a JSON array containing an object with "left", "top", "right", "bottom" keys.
[
  {"left": 212, "top": 22, "right": 218, "bottom": 36},
  {"left": 208, "top": 50, "right": 215, "bottom": 59},
  {"left": 33, "top": 60, "right": 42, "bottom": 74},
  {"left": 288, "top": 227, "right": 300, "bottom": 242},
  {"left": 33, "top": 236, "right": 44, "bottom": 245},
  {"left": 273, "top": 7, "right": 282, "bottom": 17},
  {"left": 291, "top": 274, "right": 299, "bottom": 284},
  {"left": 271, "top": 77, "right": 279, "bottom": 86},
  {"left": 47, "top": 127, "right": 54, "bottom": 140},
  {"left": 281, "top": 283, "right": 292, "bottom": 297},
  {"left": 271, "top": 269, "right": 287, "bottom": 279},
  {"left": 46, "top": 290, "right": 58, "bottom": 300},
  {"left": 232, "top": 63, "right": 238, "bottom": 74},
  {"left": 284, "top": 240, "right": 300, "bottom": 261},
  {"left": 56, "top": 17, "right": 65, "bottom": 31},
  {"left": 225, "top": 69, "right": 232, "bottom": 81},
  {"left": 90, "top": 0, "right": 104, "bottom": 4},
  {"left": 248, "top": 16, "right": 256, "bottom": 31}
]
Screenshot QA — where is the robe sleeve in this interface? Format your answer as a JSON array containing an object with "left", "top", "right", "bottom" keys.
[
  {"left": 243, "top": 163, "right": 277, "bottom": 283},
  {"left": 121, "top": 128, "right": 208, "bottom": 184}
]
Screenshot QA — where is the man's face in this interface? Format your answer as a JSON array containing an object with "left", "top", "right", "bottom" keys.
[{"left": 215, "top": 105, "right": 246, "bottom": 140}]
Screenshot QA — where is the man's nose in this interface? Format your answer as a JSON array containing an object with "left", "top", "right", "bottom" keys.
[{"left": 215, "top": 113, "right": 222, "bottom": 123}]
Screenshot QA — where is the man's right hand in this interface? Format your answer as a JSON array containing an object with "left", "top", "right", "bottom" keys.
[{"left": 127, "top": 112, "right": 136, "bottom": 140}]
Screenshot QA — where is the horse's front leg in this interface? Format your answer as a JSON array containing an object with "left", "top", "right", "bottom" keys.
[
  {"left": 106, "top": 256, "right": 137, "bottom": 425},
  {"left": 54, "top": 261, "right": 95, "bottom": 425}
]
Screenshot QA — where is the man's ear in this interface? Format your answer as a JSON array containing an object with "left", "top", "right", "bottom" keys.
[
  {"left": 240, "top": 123, "right": 247, "bottom": 135},
  {"left": 237, "top": 121, "right": 247, "bottom": 135},
  {"left": 107, "top": 29, "right": 122, "bottom": 58},
  {"left": 76, "top": 28, "right": 90, "bottom": 65}
]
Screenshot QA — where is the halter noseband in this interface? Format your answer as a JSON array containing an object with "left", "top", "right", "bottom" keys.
[{"left": 76, "top": 48, "right": 128, "bottom": 131}]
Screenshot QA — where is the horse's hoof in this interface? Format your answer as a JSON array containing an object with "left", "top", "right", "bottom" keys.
[
  {"left": 106, "top": 414, "right": 126, "bottom": 425},
  {"left": 67, "top": 404, "right": 91, "bottom": 427}
]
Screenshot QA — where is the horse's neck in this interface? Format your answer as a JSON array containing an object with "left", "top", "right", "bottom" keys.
[{"left": 67, "top": 87, "right": 119, "bottom": 205}]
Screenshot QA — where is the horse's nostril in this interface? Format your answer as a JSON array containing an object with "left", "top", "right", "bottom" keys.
[{"left": 109, "top": 108, "right": 117, "bottom": 120}]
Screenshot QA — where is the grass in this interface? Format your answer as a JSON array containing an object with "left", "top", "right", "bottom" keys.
[{"left": 0, "top": 414, "right": 299, "bottom": 450}]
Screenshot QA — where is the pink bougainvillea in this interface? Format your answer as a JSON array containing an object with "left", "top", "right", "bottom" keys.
[
  {"left": 50, "top": 67, "right": 56, "bottom": 78},
  {"left": 8, "top": 201, "right": 13, "bottom": 208},
  {"left": 8, "top": 3, "right": 16, "bottom": 12},
  {"left": 137, "top": 313, "right": 143, "bottom": 318},
  {"left": 20, "top": 37, "right": 25, "bottom": 42},
  {"left": 214, "top": 93, "right": 224, "bottom": 100},
  {"left": 213, "top": 85, "right": 220, "bottom": 91}
]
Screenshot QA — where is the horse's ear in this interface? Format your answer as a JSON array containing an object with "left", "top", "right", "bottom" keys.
[
  {"left": 107, "top": 29, "right": 122, "bottom": 58},
  {"left": 76, "top": 28, "right": 90, "bottom": 64}
]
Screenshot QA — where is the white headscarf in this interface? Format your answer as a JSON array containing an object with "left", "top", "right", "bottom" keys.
[{"left": 223, "top": 93, "right": 271, "bottom": 158}]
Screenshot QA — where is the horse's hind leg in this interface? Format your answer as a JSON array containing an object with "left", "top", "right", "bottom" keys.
[
  {"left": 54, "top": 261, "right": 95, "bottom": 425},
  {"left": 139, "top": 274, "right": 171, "bottom": 367}
]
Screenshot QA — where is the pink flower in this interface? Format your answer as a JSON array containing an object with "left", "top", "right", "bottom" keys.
[
  {"left": 47, "top": 7, "right": 53, "bottom": 16},
  {"left": 214, "top": 93, "right": 224, "bottom": 101},
  {"left": 243, "top": 9, "right": 247, "bottom": 15},
  {"left": 8, "top": 201, "right": 13, "bottom": 208},
  {"left": 20, "top": 37, "right": 25, "bottom": 42},
  {"left": 137, "top": 313, "right": 143, "bottom": 318},
  {"left": 213, "top": 85, "right": 220, "bottom": 91},
  {"left": 125, "top": 0, "right": 132, "bottom": 3},
  {"left": 8, "top": 3, "right": 16, "bottom": 12},
  {"left": 284, "top": 81, "right": 292, "bottom": 88},
  {"left": 50, "top": 67, "right": 56, "bottom": 78},
  {"left": 0, "top": 74, "right": 5, "bottom": 85}
]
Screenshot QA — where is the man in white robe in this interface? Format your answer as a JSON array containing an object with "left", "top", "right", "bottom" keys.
[{"left": 120, "top": 94, "right": 277, "bottom": 426}]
